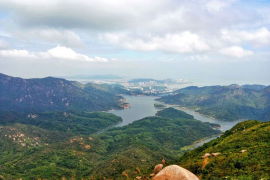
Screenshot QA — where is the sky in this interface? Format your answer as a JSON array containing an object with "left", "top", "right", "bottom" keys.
[{"left": 0, "top": 0, "right": 270, "bottom": 85}]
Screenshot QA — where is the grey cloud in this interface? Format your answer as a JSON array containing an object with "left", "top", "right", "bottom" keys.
[
  {"left": 1, "top": 0, "right": 267, "bottom": 54},
  {"left": 0, "top": 0, "right": 251, "bottom": 33},
  {"left": 0, "top": 0, "right": 170, "bottom": 30},
  {"left": 14, "top": 29, "right": 84, "bottom": 48}
]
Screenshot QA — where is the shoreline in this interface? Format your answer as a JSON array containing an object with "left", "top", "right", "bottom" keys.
[{"left": 154, "top": 100, "right": 244, "bottom": 132}]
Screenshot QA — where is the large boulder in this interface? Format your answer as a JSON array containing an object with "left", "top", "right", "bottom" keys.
[{"left": 153, "top": 165, "right": 199, "bottom": 180}]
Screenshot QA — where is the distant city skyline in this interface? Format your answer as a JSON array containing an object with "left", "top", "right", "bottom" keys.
[{"left": 0, "top": 0, "right": 270, "bottom": 85}]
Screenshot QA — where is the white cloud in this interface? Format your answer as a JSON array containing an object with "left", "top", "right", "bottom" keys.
[
  {"left": 221, "top": 27, "right": 270, "bottom": 46},
  {"left": 46, "top": 46, "right": 107, "bottom": 62},
  {"left": 219, "top": 46, "right": 253, "bottom": 58},
  {"left": 188, "top": 55, "right": 210, "bottom": 61},
  {"left": 103, "top": 31, "right": 210, "bottom": 53},
  {"left": 0, "top": 49, "right": 36, "bottom": 58},
  {"left": 0, "top": 39, "right": 9, "bottom": 49},
  {"left": 205, "top": 0, "right": 236, "bottom": 12},
  {"left": 0, "top": 46, "right": 108, "bottom": 62}
]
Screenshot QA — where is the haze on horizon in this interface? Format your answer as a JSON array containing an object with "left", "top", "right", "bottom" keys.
[{"left": 0, "top": 0, "right": 270, "bottom": 86}]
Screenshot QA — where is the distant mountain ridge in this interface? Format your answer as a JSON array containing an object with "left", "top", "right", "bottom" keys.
[
  {"left": 0, "top": 73, "right": 123, "bottom": 112},
  {"left": 64, "top": 74, "right": 123, "bottom": 80},
  {"left": 242, "top": 84, "right": 266, "bottom": 91},
  {"left": 159, "top": 84, "right": 270, "bottom": 121}
]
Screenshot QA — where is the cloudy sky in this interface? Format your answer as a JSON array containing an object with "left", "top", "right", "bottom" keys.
[{"left": 0, "top": 0, "right": 270, "bottom": 85}]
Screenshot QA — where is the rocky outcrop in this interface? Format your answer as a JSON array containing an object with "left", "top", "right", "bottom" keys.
[{"left": 153, "top": 165, "right": 199, "bottom": 180}]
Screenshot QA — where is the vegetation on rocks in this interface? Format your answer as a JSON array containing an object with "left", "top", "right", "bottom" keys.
[{"left": 178, "top": 120, "right": 270, "bottom": 179}]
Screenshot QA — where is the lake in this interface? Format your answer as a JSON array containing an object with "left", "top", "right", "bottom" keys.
[
  {"left": 108, "top": 95, "right": 159, "bottom": 127},
  {"left": 109, "top": 95, "right": 243, "bottom": 131}
]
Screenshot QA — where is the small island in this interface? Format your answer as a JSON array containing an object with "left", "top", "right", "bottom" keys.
[
  {"left": 121, "top": 102, "right": 130, "bottom": 109},
  {"left": 154, "top": 103, "right": 166, "bottom": 109}
]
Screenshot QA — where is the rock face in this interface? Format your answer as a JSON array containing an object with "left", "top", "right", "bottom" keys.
[{"left": 153, "top": 165, "right": 199, "bottom": 180}]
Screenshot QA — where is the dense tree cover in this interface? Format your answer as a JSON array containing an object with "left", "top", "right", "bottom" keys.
[
  {"left": 156, "top": 107, "right": 194, "bottom": 119},
  {"left": 0, "top": 108, "right": 220, "bottom": 179},
  {"left": 0, "top": 111, "right": 122, "bottom": 135},
  {"left": 178, "top": 120, "right": 270, "bottom": 179},
  {"left": 159, "top": 84, "right": 270, "bottom": 121},
  {"left": 84, "top": 83, "right": 130, "bottom": 95},
  {"left": 0, "top": 73, "right": 123, "bottom": 112},
  {"left": 154, "top": 103, "right": 166, "bottom": 109},
  {"left": 90, "top": 115, "right": 220, "bottom": 179}
]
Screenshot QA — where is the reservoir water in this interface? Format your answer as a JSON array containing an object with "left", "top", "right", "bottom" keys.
[
  {"left": 170, "top": 106, "right": 242, "bottom": 131},
  {"left": 108, "top": 95, "right": 158, "bottom": 127},
  {"left": 109, "top": 95, "right": 243, "bottom": 131}
]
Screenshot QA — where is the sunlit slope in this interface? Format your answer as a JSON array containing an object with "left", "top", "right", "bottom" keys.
[{"left": 179, "top": 120, "right": 270, "bottom": 179}]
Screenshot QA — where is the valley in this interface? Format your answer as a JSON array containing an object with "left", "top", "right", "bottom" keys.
[
  {"left": 0, "top": 107, "right": 221, "bottom": 179},
  {"left": 109, "top": 95, "right": 243, "bottom": 131},
  {"left": 0, "top": 73, "right": 269, "bottom": 179}
]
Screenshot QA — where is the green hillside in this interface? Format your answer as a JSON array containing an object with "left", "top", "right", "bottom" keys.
[
  {"left": 0, "top": 111, "right": 122, "bottom": 135},
  {"left": 156, "top": 107, "right": 194, "bottom": 119},
  {"left": 178, "top": 120, "right": 270, "bottom": 179},
  {"left": 159, "top": 85, "right": 270, "bottom": 121},
  {"left": 0, "top": 108, "right": 220, "bottom": 179}
]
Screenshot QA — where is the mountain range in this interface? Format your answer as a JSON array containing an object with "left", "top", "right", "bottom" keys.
[
  {"left": 0, "top": 73, "right": 269, "bottom": 179},
  {"left": 159, "top": 84, "right": 270, "bottom": 121},
  {"left": 0, "top": 73, "right": 124, "bottom": 112}
]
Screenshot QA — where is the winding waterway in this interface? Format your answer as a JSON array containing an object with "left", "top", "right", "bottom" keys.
[
  {"left": 109, "top": 95, "right": 243, "bottom": 131},
  {"left": 169, "top": 106, "right": 242, "bottom": 131}
]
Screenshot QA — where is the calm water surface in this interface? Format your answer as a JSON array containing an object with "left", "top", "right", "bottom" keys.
[
  {"left": 108, "top": 95, "right": 243, "bottom": 131},
  {"left": 108, "top": 95, "right": 159, "bottom": 127},
  {"left": 171, "top": 106, "right": 243, "bottom": 131},
  {"left": 107, "top": 95, "right": 245, "bottom": 148}
]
